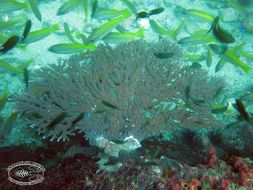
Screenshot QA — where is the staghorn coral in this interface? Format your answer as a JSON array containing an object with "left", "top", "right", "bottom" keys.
[{"left": 15, "top": 40, "right": 224, "bottom": 143}]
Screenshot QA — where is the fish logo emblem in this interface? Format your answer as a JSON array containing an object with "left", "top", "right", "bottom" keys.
[{"left": 7, "top": 161, "right": 45, "bottom": 186}]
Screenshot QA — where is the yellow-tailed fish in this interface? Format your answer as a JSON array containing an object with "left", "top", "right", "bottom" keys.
[
  {"left": 84, "top": 0, "right": 89, "bottom": 21},
  {"left": 231, "top": 42, "right": 246, "bottom": 55},
  {"left": 0, "top": 35, "right": 19, "bottom": 53},
  {"left": 192, "top": 29, "right": 211, "bottom": 37},
  {"left": 211, "top": 102, "right": 228, "bottom": 114},
  {"left": 120, "top": 0, "right": 137, "bottom": 14},
  {"left": 116, "top": 24, "right": 126, "bottom": 33},
  {"left": 25, "top": 25, "right": 60, "bottom": 44},
  {"left": 183, "top": 9, "right": 214, "bottom": 23},
  {"left": 215, "top": 57, "right": 226, "bottom": 72},
  {"left": 64, "top": 22, "right": 78, "bottom": 43},
  {"left": 48, "top": 43, "right": 96, "bottom": 54},
  {"left": 21, "top": 20, "right": 32, "bottom": 41},
  {"left": 185, "top": 54, "right": 206, "bottom": 62},
  {"left": 57, "top": 0, "right": 83, "bottom": 15},
  {"left": 31, "top": 87, "right": 45, "bottom": 93},
  {"left": 17, "top": 59, "right": 33, "bottom": 71},
  {"left": 0, "top": 34, "right": 8, "bottom": 44},
  {"left": 76, "top": 32, "right": 88, "bottom": 44},
  {"left": 71, "top": 112, "right": 85, "bottom": 127},
  {"left": 3, "top": 112, "right": 18, "bottom": 135},
  {"left": 241, "top": 51, "right": 253, "bottom": 61},
  {"left": 207, "top": 16, "right": 219, "bottom": 34},
  {"left": 232, "top": 42, "right": 253, "bottom": 60},
  {"left": 178, "top": 35, "right": 216, "bottom": 45},
  {"left": 193, "top": 98, "right": 206, "bottom": 106},
  {"left": 149, "top": 19, "right": 168, "bottom": 36},
  {"left": 0, "top": 0, "right": 27, "bottom": 13},
  {"left": 101, "top": 100, "right": 119, "bottom": 109},
  {"left": 190, "top": 62, "right": 202, "bottom": 69},
  {"left": 167, "top": 21, "right": 185, "bottom": 40},
  {"left": 209, "top": 43, "right": 228, "bottom": 54},
  {"left": 93, "top": 109, "right": 107, "bottom": 114},
  {"left": 93, "top": 9, "right": 130, "bottom": 20},
  {"left": 223, "top": 49, "right": 251, "bottom": 72},
  {"left": 154, "top": 52, "right": 174, "bottom": 59},
  {"left": 91, "top": 0, "right": 98, "bottom": 19},
  {"left": 0, "top": 17, "right": 26, "bottom": 28},
  {"left": 28, "top": 0, "right": 42, "bottom": 21},
  {"left": 0, "top": 88, "right": 8, "bottom": 111},
  {"left": 47, "top": 112, "right": 68, "bottom": 130},
  {"left": 0, "top": 59, "right": 32, "bottom": 74},
  {"left": 213, "top": 87, "right": 223, "bottom": 100},
  {"left": 206, "top": 48, "right": 212, "bottom": 67},
  {"left": 23, "top": 67, "right": 29, "bottom": 89},
  {"left": 103, "top": 28, "right": 144, "bottom": 42},
  {"left": 192, "top": 29, "right": 210, "bottom": 36},
  {"left": 87, "top": 10, "right": 131, "bottom": 43}
]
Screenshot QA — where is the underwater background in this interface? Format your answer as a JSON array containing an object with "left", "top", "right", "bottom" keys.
[{"left": 0, "top": 0, "right": 253, "bottom": 189}]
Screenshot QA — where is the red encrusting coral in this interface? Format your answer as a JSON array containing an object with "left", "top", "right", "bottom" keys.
[
  {"left": 0, "top": 134, "right": 97, "bottom": 190},
  {"left": 208, "top": 146, "right": 218, "bottom": 167},
  {"left": 162, "top": 147, "right": 253, "bottom": 190},
  {"left": 232, "top": 156, "right": 253, "bottom": 188},
  {"left": 0, "top": 145, "right": 252, "bottom": 189}
]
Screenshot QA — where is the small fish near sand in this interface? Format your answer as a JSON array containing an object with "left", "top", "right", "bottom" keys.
[
  {"left": 25, "top": 25, "right": 60, "bottom": 44},
  {"left": 136, "top": 11, "right": 149, "bottom": 19},
  {"left": 57, "top": 0, "right": 83, "bottom": 16},
  {"left": 23, "top": 67, "right": 29, "bottom": 89},
  {"left": 21, "top": 20, "right": 32, "bottom": 41},
  {"left": 136, "top": 7, "right": 164, "bottom": 19},
  {"left": 208, "top": 16, "right": 235, "bottom": 44},
  {"left": 190, "top": 62, "right": 202, "bottom": 69},
  {"left": 3, "top": 112, "right": 18, "bottom": 135},
  {"left": 101, "top": 100, "right": 119, "bottom": 109},
  {"left": 233, "top": 99, "right": 250, "bottom": 121},
  {"left": 0, "top": 88, "right": 8, "bottom": 112},
  {"left": 47, "top": 112, "right": 68, "bottom": 130},
  {"left": 91, "top": 0, "right": 98, "bottom": 19},
  {"left": 211, "top": 102, "right": 228, "bottom": 114},
  {"left": 208, "top": 43, "right": 228, "bottom": 54},
  {"left": 185, "top": 85, "right": 191, "bottom": 102},
  {"left": 87, "top": 10, "right": 131, "bottom": 43},
  {"left": 148, "top": 7, "right": 165, "bottom": 16},
  {"left": 185, "top": 85, "right": 205, "bottom": 106},
  {"left": 0, "top": 35, "right": 19, "bottom": 54},
  {"left": 154, "top": 52, "right": 174, "bottom": 59},
  {"left": 70, "top": 112, "right": 85, "bottom": 127}
]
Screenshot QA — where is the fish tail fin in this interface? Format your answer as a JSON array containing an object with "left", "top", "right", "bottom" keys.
[{"left": 136, "top": 28, "right": 145, "bottom": 38}]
